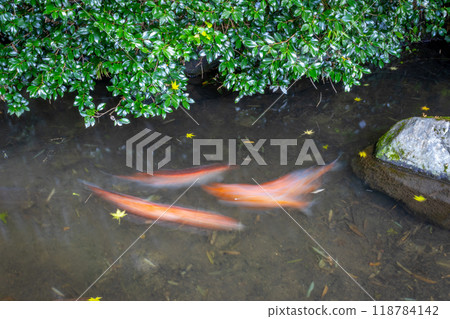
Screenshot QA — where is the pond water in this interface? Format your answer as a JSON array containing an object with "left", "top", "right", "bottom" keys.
[{"left": 0, "top": 43, "right": 449, "bottom": 301}]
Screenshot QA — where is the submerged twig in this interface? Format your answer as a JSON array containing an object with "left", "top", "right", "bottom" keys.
[
  {"left": 396, "top": 262, "right": 437, "bottom": 284},
  {"left": 315, "top": 92, "right": 322, "bottom": 107}
]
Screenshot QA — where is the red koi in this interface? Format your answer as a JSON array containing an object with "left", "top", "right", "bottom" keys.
[
  {"left": 86, "top": 183, "right": 243, "bottom": 231},
  {"left": 117, "top": 164, "right": 233, "bottom": 187}
]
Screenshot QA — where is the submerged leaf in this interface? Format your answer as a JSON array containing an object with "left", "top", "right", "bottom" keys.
[
  {"left": 306, "top": 281, "right": 315, "bottom": 298},
  {"left": 321, "top": 284, "right": 328, "bottom": 298},
  {"left": 0, "top": 212, "right": 8, "bottom": 224},
  {"left": 206, "top": 250, "right": 215, "bottom": 264}
]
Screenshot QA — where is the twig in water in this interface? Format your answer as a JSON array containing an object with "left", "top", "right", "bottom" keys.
[
  {"left": 309, "top": 77, "right": 318, "bottom": 90},
  {"left": 329, "top": 78, "right": 337, "bottom": 94},
  {"left": 84, "top": 192, "right": 92, "bottom": 204},
  {"left": 315, "top": 92, "right": 322, "bottom": 108}
]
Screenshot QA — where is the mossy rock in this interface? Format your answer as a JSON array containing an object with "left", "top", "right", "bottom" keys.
[
  {"left": 352, "top": 145, "right": 450, "bottom": 230},
  {"left": 375, "top": 117, "right": 450, "bottom": 180}
]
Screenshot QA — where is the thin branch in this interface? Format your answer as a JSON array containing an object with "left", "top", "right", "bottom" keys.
[{"left": 315, "top": 91, "right": 322, "bottom": 108}]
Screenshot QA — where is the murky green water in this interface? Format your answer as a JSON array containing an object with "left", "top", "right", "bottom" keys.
[{"left": 1, "top": 43, "right": 449, "bottom": 301}]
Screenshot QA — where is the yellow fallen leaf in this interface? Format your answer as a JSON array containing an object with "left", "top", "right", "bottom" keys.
[
  {"left": 88, "top": 297, "right": 102, "bottom": 301},
  {"left": 300, "top": 129, "right": 314, "bottom": 136},
  {"left": 354, "top": 97, "right": 362, "bottom": 102},
  {"left": 359, "top": 151, "right": 367, "bottom": 158},
  {"left": 110, "top": 209, "right": 127, "bottom": 224},
  {"left": 186, "top": 133, "right": 195, "bottom": 138},
  {"left": 421, "top": 106, "right": 430, "bottom": 111},
  {"left": 413, "top": 195, "right": 426, "bottom": 202},
  {"left": 322, "top": 144, "right": 328, "bottom": 150}
]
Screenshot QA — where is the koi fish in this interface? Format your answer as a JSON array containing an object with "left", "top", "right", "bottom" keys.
[
  {"left": 202, "top": 160, "right": 338, "bottom": 210},
  {"left": 117, "top": 164, "right": 233, "bottom": 188},
  {"left": 85, "top": 183, "right": 243, "bottom": 231}
]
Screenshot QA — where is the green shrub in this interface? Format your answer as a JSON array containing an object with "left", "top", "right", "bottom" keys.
[{"left": 0, "top": 0, "right": 448, "bottom": 126}]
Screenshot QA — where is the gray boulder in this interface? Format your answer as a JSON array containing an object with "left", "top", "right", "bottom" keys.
[
  {"left": 352, "top": 116, "right": 450, "bottom": 229},
  {"left": 375, "top": 117, "right": 450, "bottom": 180}
]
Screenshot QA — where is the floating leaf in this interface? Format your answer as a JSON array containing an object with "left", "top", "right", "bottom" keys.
[
  {"left": 110, "top": 209, "right": 127, "bottom": 224},
  {"left": 413, "top": 195, "right": 426, "bottom": 202},
  {"left": 301, "top": 129, "right": 314, "bottom": 136}
]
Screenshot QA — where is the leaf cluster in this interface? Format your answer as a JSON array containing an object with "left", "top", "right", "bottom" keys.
[{"left": 0, "top": 0, "right": 448, "bottom": 126}]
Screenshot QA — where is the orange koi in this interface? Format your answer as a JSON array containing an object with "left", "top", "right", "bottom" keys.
[
  {"left": 86, "top": 183, "right": 243, "bottom": 231},
  {"left": 117, "top": 164, "right": 232, "bottom": 187},
  {"left": 202, "top": 160, "right": 337, "bottom": 210},
  {"left": 203, "top": 182, "right": 310, "bottom": 209}
]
